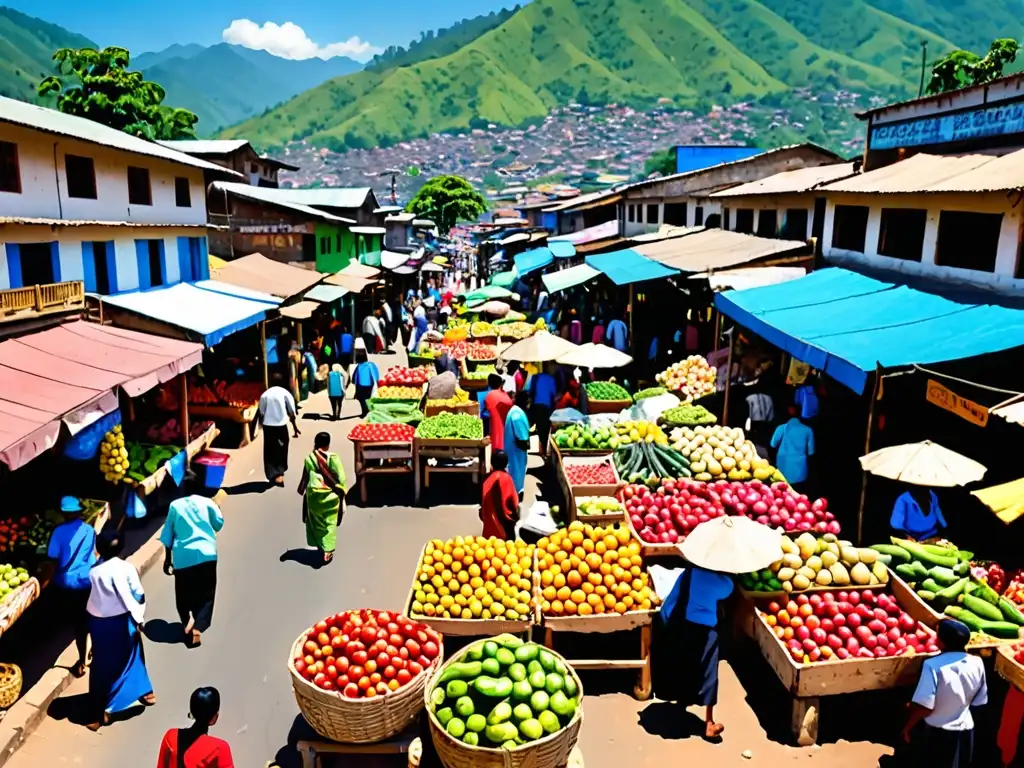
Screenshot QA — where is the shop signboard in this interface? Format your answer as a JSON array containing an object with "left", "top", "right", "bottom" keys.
[
  {"left": 871, "top": 100, "right": 1024, "bottom": 150},
  {"left": 926, "top": 379, "right": 989, "bottom": 427}
]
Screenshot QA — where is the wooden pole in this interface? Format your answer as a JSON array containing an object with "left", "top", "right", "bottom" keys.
[
  {"left": 712, "top": 308, "right": 721, "bottom": 353},
  {"left": 261, "top": 321, "right": 269, "bottom": 390},
  {"left": 628, "top": 284, "right": 635, "bottom": 355},
  {"left": 296, "top": 321, "right": 303, "bottom": 349},
  {"left": 856, "top": 365, "right": 883, "bottom": 546},
  {"left": 721, "top": 328, "right": 735, "bottom": 425},
  {"left": 180, "top": 374, "right": 190, "bottom": 455}
]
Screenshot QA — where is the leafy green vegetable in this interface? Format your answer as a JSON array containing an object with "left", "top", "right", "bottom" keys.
[
  {"left": 661, "top": 404, "right": 717, "bottom": 426},
  {"left": 633, "top": 387, "right": 667, "bottom": 402},
  {"left": 416, "top": 413, "right": 484, "bottom": 440},
  {"left": 584, "top": 382, "right": 631, "bottom": 401}
]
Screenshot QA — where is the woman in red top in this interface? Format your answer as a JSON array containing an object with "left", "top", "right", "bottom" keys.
[{"left": 156, "top": 687, "right": 234, "bottom": 768}]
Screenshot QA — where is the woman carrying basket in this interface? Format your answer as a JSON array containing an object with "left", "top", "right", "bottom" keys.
[{"left": 297, "top": 432, "right": 347, "bottom": 565}]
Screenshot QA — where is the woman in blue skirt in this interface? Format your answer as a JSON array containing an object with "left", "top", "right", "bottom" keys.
[
  {"left": 652, "top": 565, "right": 734, "bottom": 740},
  {"left": 85, "top": 531, "right": 155, "bottom": 730}
]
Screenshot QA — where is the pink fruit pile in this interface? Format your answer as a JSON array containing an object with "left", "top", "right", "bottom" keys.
[
  {"left": 623, "top": 479, "right": 726, "bottom": 544},
  {"left": 762, "top": 591, "right": 938, "bottom": 664},
  {"left": 565, "top": 460, "right": 618, "bottom": 486},
  {"left": 379, "top": 366, "right": 432, "bottom": 386},
  {"left": 712, "top": 479, "right": 838, "bottom": 535}
]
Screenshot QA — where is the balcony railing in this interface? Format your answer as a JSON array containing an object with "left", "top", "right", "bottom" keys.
[{"left": 0, "top": 281, "right": 86, "bottom": 319}]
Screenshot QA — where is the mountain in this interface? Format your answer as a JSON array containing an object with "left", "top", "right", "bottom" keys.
[
  {"left": 0, "top": 6, "right": 94, "bottom": 101},
  {"left": 220, "top": 0, "right": 1024, "bottom": 152},
  {"left": 136, "top": 43, "right": 362, "bottom": 136}
]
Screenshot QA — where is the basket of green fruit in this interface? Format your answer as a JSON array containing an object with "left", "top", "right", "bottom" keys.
[
  {"left": 426, "top": 634, "right": 583, "bottom": 768},
  {"left": 659, "top": 403, "right": 717, "bottom": 427},
  {"left": 584, "top": 382, "right": 632, "bottom": 414}
]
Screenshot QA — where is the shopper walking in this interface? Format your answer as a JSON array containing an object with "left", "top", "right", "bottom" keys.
[
  {"left": 352, "top": 346, "right": 379, "bottom": 418},
  {"left": 86, "top": 530, "right": 154, "bottom": 730},
  {"left": 327, "top": 364, "right": 346, "bottom": 420},
  {"left": 160, "top": 484, "right": 223, "bottom": 648},
  {"left": 46, "top": 496, "right": 98, "bottom": 678},
  {"left": 298, "top": 432, "right": 347, "bottom": 565},
  {"left": 480, "top": 450, "right": 519, "bottom": 540},
  {"left": 505, "top": 389, "right": 532, "bottom": 497},
  {"left": 257, "top": 377, "right": 300, "bottom": 486},
  {"left": 362, "top": 310, "right": 385, "bottom": 353},
  {"left": 156, "top": 686, "right": 234, "bottom": 768},
  {"left": 528, "top": 362, "right": 558, "bottom": 460},
  {"left": 483, "top": 373, "right": 513, "bottom": 450}
]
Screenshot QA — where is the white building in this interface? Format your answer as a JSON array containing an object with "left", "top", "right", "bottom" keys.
[{"left": 0, "top": 97, "right": 237, "bottom": 295}]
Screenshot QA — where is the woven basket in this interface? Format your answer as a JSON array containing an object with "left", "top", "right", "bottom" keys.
[
  {"left": 288, "top": 627, "right": 444, "bottom": 744},
  {"left": 0, "top": 663, "right": 22, "bottom": 709},
  {"left": 426, "top": 644, "right": 584, "bottom": 768},
  {"left": 0, "top": 577, "right": 40, "bottom": 639}
]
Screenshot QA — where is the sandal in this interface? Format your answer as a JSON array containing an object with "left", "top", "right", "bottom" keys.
[
  {"left": 705, "top": 722, "right": 725, "bottom": 740},
  {"left": 71, "top": 661, "right": 87, "bottom": 679},
  {"left": 324, "top": 551, "right": 335, "bottom": 564},
  {"left": 86, "top": 713, "right": 111, "bottom": 731},
  {"left": 140, "top": 693, "right": 157, "bottom": 707},
  {"left": 189, "top": 629, "right": 202, "bottom": 648}
]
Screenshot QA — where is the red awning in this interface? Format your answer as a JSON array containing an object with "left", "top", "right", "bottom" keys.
[{"left": 0, "top": 321, "right": 203, "bottom": 470}]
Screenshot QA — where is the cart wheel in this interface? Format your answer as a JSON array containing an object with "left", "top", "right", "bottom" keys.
[{"left": 632, "top": 679, "right": 652, "bottom": 701}]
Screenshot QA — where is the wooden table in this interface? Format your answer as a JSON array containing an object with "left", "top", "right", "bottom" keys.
[
  {"left": 295, "top": 721, "right": 421, "bottom": 768},
  {"left": 135, "top": 423, "right": 221, "bottom": 498},
  {"left": 352, "top": 440, "right": 414, "bottom": 504},
  {"left": 413, "top": 437, "right": 489, "bottom": 503},
  {"left": 189, "top": 404, "right": 258, "bottom": 447}
]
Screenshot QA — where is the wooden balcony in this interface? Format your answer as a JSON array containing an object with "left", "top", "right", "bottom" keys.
[{"left": 0, "top": 281, "right": 86, "bottom": 322}]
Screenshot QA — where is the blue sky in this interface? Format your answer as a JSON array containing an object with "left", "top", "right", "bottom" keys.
[{"left": 9, "top": 0, "right": 525, "bottom": 60}]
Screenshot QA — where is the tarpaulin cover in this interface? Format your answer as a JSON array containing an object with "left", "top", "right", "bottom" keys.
[
  {"left": 549, "top": 241, "right": 576, "bottom": 259},
  {"left": 211, "top": 253, "right": 323, "bottom": 299},
  {"left": 514, "top": 247, "right": 554, "bottom": 276},
  {"left": 101, "top": 282, "right": 279, "bottom": 346},
  {"left": 489, "top": 270, "right": 518, "bottom": 288},
  {"left": 0, "top": 321, "right": 202, "bottom": 469},
  {"left": 715, "top": 267, "right": 1024, "bottom": 394},
  {"left": 304, "top": 285, "right": 349, "bottom": 303},
  {"left": 584, "top": 249, "right": 679, "bottom": 286},
  {"left": 542, "top": 264, "right": 601, "bottom": 293}
]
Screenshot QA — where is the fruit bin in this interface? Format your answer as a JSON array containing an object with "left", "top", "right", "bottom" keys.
[
  {"left": 560, "top": 455, "right": 623, "bottom": 497},
  {"left": 353, "top": 441, "right": 415, "bottom": 505},
  {"left": 549, "top": 436, "right": 614, "bottom": 458},
  {"left": 748, "top": 587, "right": 938, "bottom": 746},
  {"left": 995, "top": 644, "right": 1024, "bottom": 692},
  {"left": 413, "top": 437, "right": 490, "bottom": 504},
  {"left": 623, "top": 507, "right": 680, "bottom": 559},
  {"left": 424, "top": 402, "right": 480, "bottom": 418},
  {"left": 585, "top": 398, "right": 631, "bottom": 415}
]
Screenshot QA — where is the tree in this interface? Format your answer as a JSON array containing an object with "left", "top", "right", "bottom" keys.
[
  {"left": 643, "top": 148, "right": 676, "bottom": 178},
  {"left": 406, "top": 175, "right": 488, "bottom": 233},
  {"left": 927, "top": 38, "right": 1019, "bottom": 96},
  {"left": 38, "top": 46, "right": 198, "bottom": 140}
]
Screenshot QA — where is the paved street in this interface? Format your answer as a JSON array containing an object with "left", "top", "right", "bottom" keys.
[{"left": 8, "top": 349, "right": 891, "bottom": 768}]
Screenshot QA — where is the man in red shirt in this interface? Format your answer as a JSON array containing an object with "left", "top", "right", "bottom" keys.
[
  {"left": 480, "top": 451, "right": 519, "bottom": 540},
  {"left": 483, "top": 373, "right": 513, "bottom": 451}
]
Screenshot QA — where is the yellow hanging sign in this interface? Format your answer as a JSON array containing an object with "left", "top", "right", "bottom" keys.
[{"left": 926, "top": 379, "right": 989, "bottom": 427}]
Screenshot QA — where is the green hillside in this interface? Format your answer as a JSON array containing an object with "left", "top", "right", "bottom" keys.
[
  {"left": 0, "top": 7, "right": 94, "bottom": 101},
  {"left": 222, "top": 0, "right": 1024, "bottom": 152}
]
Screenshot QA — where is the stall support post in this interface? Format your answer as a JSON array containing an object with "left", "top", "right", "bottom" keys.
[
  {"left": 180, "top": 375, "right": 190, "bottom": 455},
  {"left": 261, "top": 321, "right": 269, "bottom": 390},
  {"left": 721, "top": 327, "right": 735, "bottom": 425},
  {"left": 296, "top": 321, "right": 303, "bottom": 349},
  {"left": 856, "top": 365, "right": 883, "bottom": 546},
  {"left": 628, "top": 283, "right": 635, "bottom": 363},
  {"left": 712, "top": 309, "right": 721, "bottom": 353}
]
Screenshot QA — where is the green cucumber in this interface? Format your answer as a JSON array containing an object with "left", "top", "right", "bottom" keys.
[
  {"left": 920, "top": 578, "right": 943, "bottom": 594},
  {"left": 972, "top": 581, "right": 1001, "bottom": 605},
  {"left": 896, "top": 563, "right": 921, "bottom": 582},
  {"left": 934, "top": 577, "right": 970, "bottom": 603},
  {"left": 869, "top": 544, "right": 912, "bottom": 564},
  {"left": 927, "top": 566, "right": 959, "bottom": 588},
  {"left": 943, "top": 605, "right": 984, "bottom": 632},
  {"left": 891, "top": 538, "right": 958, "bottom": 568},
  {"left": 998, "top": 597, "right": 1024, "bottom": 626},
  {"left": 976, "top": 619, "right": 1024, "bottom": 639},
  {"left": 916, "top": 589, "right": 937, "bottom": 602},
  {"left": 960, "top": 594, "right": 1004, "bottom": 622}
]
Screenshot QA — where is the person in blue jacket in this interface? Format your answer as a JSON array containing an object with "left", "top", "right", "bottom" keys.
[
  {"left": 47, "top": 496, "right": 98, "bottom": 677},
  {"left": 891, "top": 485, "right": 947, "bottom": 541}
]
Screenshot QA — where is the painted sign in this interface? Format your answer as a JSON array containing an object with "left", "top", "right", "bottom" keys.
[
  {"left": 237, "top": 223, "right": 312, "bottom": 234},
  {"left": 871, "top": 100, "right": 1024, "bottom": 150},
  {"left": 926, "top": 379, "right": 989, "bottom": 427}
]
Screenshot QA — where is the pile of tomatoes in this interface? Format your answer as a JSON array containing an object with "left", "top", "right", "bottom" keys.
[
  {"left": 293, "top": 609, "right": 442, "bottom": 698},
  {"left": 379, "top": 366, "right": 433, "bottom": 386},
  {"left": 348, "top": 423, "right": 416, "bottom": 442}
]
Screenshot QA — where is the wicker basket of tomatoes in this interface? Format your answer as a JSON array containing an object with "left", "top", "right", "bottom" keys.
[
  {"left": 348, "top": 423, "right": 416, "bottom": 443},
  {"left": 289, "top": 609, "right": 444, "bottom": 743}
]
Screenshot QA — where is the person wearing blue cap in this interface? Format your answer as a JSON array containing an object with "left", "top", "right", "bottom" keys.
[{"left": 47, "top": 496, "right": 98, "bottom": 678}]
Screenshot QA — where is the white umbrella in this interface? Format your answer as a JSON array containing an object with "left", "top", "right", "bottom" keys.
[
  {"left": 557, "top": 342, "right": 633, "bottom": 369},
  {"left": 678, "top": 516, "right": 784, "bottom": 574},
  {"left": 501, "top": 331, "right": 579, "bottom": 362},
  {"left": 858, "top": 440, "right": 987, "bottom": 487}
]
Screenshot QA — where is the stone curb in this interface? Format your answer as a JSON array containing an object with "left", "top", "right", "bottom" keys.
[{"left": 0, "top": 489, "right": 226, "bottom": 767}]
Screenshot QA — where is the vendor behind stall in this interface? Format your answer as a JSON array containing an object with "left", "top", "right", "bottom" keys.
[{"left": 891, "top": 485, "right": 947, "bottom": 541}]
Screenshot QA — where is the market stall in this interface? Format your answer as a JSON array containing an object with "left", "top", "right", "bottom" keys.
[
  {"left": 412, "top": 414, "right": 490, "bottom": 503},
  {"left": 349, "top": 423, "right": 416, "bottom": 505}
]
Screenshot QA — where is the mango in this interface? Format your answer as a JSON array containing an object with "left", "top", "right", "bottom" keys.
[
  {"left": 792, "top": 573, "right": 811, "bottom": 590},
  {"left": 815, "top": 568, "right": 833, "bottom": 586},
  {"left": 820, "top": 550, "right": 838, "bottom": 568},
  {"left": 850, "top": 562, "right": 872, "bottom": 586},
  {"left": 829, "top": 562, "right": 851, "bottom": 586},
  {"left": 872, "top": 561, "right": 890, "bottom": 583}
]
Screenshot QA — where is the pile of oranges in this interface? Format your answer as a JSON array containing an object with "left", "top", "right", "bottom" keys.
[
  {"left": 410, "top": 536, "right": 535, "bottom": 621},
  {"left": 538, "top": 522, "right": 659, "bottom": 617}
]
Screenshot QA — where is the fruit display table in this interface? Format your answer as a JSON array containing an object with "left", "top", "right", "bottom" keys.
[
  {"left": 551, "top": 443, "right": 619, "bottom": 524},
  {"left": 423, "top": 401, "right": 479, "bottom": 418},
  {"left": 412, "top": 437, "right": 489, "bottom": 503},
  {"left": 189, "top": 404, "right": 258, "bottom": 446},
  {"left": 586, "top": 399, "right": 631, "bottom": 415},
  {"left": 352, "top": 440, "right": 414, "bottom": 504},
  {"left": 295, "top": 721, "right": 422, "bottom": 768},
  {"left": 995, "top": 644, "right": 1024, "bottom": 692},
  {"left": 135, "top": 423, "right": 220, "bottom": 498}
]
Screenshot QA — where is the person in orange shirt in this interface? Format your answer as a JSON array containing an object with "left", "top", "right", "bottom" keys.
[
  {"left": 483, "top": 373, "right": 513, "bottom": 450},
  {"left": 480, "top": 451, "right": 519, "bottom": 540}
]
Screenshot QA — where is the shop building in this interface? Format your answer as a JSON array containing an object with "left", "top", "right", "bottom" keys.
[{"left": 157, "top": 139, "right": 299, "bottom": 188}]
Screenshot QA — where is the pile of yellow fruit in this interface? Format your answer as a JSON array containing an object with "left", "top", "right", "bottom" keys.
[
  {"left": 410, "top": 536, "right": 535, "bottom": 621},
  {"left": 377, "top": 385, "right": 424, "bottom": 399},
  {"left": 427, "top": 388, "right": 471, "bottom": 408},
  {"left": 538, "top": 522, "right": 660, "bottom": 617},
  {"left": 99, "top": 426, "right": 128, "bottom": 484},
  {"left": 612, "top": 420, "right": 669, "bottom": 447}
]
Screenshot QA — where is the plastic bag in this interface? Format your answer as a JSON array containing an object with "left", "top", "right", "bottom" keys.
[{"left": 63, "top": 410, "right": 121, "bottom": 461}]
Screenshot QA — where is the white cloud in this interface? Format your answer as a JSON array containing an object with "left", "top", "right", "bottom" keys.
[{"left": 222, "top": 19, "right": 382, "bottom": 62}]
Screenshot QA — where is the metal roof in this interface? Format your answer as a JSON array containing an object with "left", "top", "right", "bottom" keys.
[
  {"left": 549, "top": 220, "right": 619, "bottom": 245},
  {"left": 350, "top": 226, "right": 386, "bottom": 235},
  {"left": 0, "top": 97, "right": 238, "bottom": 175},
  {"left": 856, "top": 73, "right": 1024, "bottom": 118},
  {"left": 710, "top": 162, "right": 858, "bottom": 197},
  {"left": 820, "top": 150, "right": 1024, "bottom": 195},
  {"left": 635, "top": 229, "right": 809, "bottom": 272},
  {"left": 157, "top": 139, "right": 250, "bottom": 155},
  {"left": 210, "top": 182, "right": 354, "bottom": 224},
  {"left": 541, "top": 189, "right": 620, "bottom": 212},
  {"left": 273, "top": 187, "right": 375, "bottom": 209},
  {"left": 386, "top": 213, "right": 416, "bottom": 223},
  {"left": 211, "top": 253, "right": 324, "bottom": 300},
  {"left": 0, "top": 217, "right": 211, "bottom": 229}
]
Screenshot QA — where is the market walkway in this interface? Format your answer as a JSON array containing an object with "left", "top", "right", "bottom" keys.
[{"left": 7, "top": 349, "right": 891, "bottom": 768}]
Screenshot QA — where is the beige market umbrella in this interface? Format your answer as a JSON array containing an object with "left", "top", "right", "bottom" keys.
[
  {"left": 678, "top": 516, "right": 784, "bottom": 574},
  {"left": 500, "top": 331, "right": 578, "bottom": 363},
  {"left": 557, "top": 342, "right": 633, "bottom": 369},
  {"left": 858, "top": 440, "right": 986, "bottom": 487}
]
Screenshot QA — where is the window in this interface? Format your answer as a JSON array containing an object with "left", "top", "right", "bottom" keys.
[
  {"left": 664, "top": 202, "right": 688, "bottom": 226},
  {"left": 735, "top": 209, "right": 755, "bottom": 234},
  {"left": 85, "top": 242, "right": 114, "bottom": 294},
  {"left": 756, "top": 210, "right": 778, "bottom": 239},
  {"left": 694, "top": 206, "right": 704, "bottom": 227},
  {"left": 935, "top": 211, "right": 1002, "bottom": 272},
  {"left": 65, "top": 155, "right": 96, "bottom": 199},
  {"left": 781, "top": 208, "right": 809, "bottom": 241},
  {"left": 646, "top": 204, "right": 659, "bottom": 225},
  {"left": 136, "top": 239, "right": 165, "bottom": 289},
  {"left": 336, "top": 231, "right": 342, "bottom": 252},
  {"left": 0, "top": 141, "right": 20, "bottom": 193},
  {"left": 627, "top": 204, "right": 635, "bottom": 223},
  {"left": 877, "top": 208, "right": 927, "bottom": 262},
  {"left": 174, "top": 177, "right": 191, "bottom": 207},
  {"left": 723, "top": 208, "right": 730, "bottom": 230},
  {"left": 18, "top": 242, "right": 58, "bottom": 286},
  {"left": 831, "top": 205, "right": 870, "bottom": 252},
  {"left": 127, "top": 166, "right": 152, "bottom": 205},
  {"left": 319, "top": 236, "right": 331, "bottom": 254}
]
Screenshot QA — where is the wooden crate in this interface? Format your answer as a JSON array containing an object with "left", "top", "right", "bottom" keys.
[
  {"left": 996, "top": 644, "right": 1024, "bottom": 692},
  {"left": 560, "top": 455, "right": 623, "bottom": 497},
  {"left": 296, "top": 721, "right": 421, "bottom": 768},
  {"left": 623, "top": 508, "right": 679, "bottom": 559},
  {"left": 548, "top": 436, "right": 614, "bottom": 458},
  {"left": 423, "top": 401, "right": 479, "bottom": 418},
  {"left": 353, "top": 441, "right": 414, "bottom": 504},
  {"left": 412, "top": 437, "right": 489, "bottom": 502}
]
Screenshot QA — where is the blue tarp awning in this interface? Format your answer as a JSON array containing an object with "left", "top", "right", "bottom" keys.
[
  {"left": 715, "top": 267, "right": 1024, "bottom": 394},
  {"left": 101, "top": 282, "right": 280, "bottom": 347},
  {"left": 549, "top": 241, "right": 576, "bottom": 259},
  {"left": 514, "top": 247, "right": 554, "bottom": 276},
  {"left": 584, "top": 249, "right": 678, "bottom": 286},
  {"left": 305, "top": 284, "right": 350, "bottom": 303}
]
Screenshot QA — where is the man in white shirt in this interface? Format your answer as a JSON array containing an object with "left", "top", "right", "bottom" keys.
[
  {"left": 902, "top": 619, "right": 987, "bottom": 766},
  {"left": 362, "top": 311, "right": 385, "bottom": 353},
  {"left": 258, "top": 379, "right": 299, "bottom": 486}
]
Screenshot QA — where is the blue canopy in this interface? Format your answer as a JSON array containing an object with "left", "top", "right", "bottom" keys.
[
  {"left": 584, "top": 249, "right": 678, "bottom": 286},
  {"left": 549, "top": 241, "right": 576, "bottom": 259},
  {"left": 715, "top": 267, "right": 1024, "bottom": 394},
  {"left": 514, "top": 247, "right": 554, "bottom": 276}
]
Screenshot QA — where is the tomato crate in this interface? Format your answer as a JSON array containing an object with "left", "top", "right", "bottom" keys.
[{"left": 561, "top": 454, "right": 623, "bottom": 497}]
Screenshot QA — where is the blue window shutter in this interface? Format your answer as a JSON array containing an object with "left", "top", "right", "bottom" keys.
[
  {"left": 177, "top": 237, "right": 191, "bottom": 282},
  {"left": 4, "top": 244, "right": 21, "bottom": 288},
  {"left": 198, "top": 237, "right": 209, "bottom": 280},
  {"left": 81, "top": 242, "right": 96, "bottom": 292},
  {"left": 135, "top": 240, "right": 150, "bottom": 289},
  {"left": 157, "top": 239, "right": 166, "bottom": 284},
  {"left": 49, "top": 242, "right": 61, "bottom": 282},
  {"left": 105, "top": 243, "right": 118, "bottom": 294}
]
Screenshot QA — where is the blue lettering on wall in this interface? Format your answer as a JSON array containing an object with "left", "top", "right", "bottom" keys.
[{"left": 871, "top": 101, "right": 1024, "bottom": 150}]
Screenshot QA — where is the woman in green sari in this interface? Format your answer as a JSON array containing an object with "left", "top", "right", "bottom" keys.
[{"left": 297, "top": 432, "right": 346, "bottom": 564}]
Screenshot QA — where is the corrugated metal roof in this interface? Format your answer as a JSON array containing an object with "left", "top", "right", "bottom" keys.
[
  {"left": 274, "top": 187, "right": 374, "bottom": 209},
  {"left": 820, "top": 150, "right": 1024, "bottom": 194},
  {"left": 711, "top": 162, "right": 858, "bottom": 197},
  {"left": 634, "top": 229, "right": 809, "bottom": 272},
  {"left": 542, "top": 189, "right": 620, "bottom": 212},
  {"left": 549, "top": 220, "right": 619, "bottom": 245},
  {"left": 210, "top": 182, "right": 355, "bottom": 224},
  {"left": 386, "top": 213, "right": 416, "bottom": 223},
  {"left": 0, "top": 217, "right": 211, "bottom": 229},
  {"left": 692, "top": 266, "right": 808, "bottom": 291},
  {"left": 157, "top": 139, "right": 250, "bottom": 155},
  {"left": 0, "top": 97, "right": 239, "bottom": 175},
  {"left": 211, "top": 253, "right": 324, "bottom": 299},
  {"left": 856, "top": 73, "right": 1024, "bottom": 118}
]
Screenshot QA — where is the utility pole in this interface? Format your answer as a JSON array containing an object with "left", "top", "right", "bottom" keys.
[{"left": 919, "top": 40, "right": 929, "bottom": 97}]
